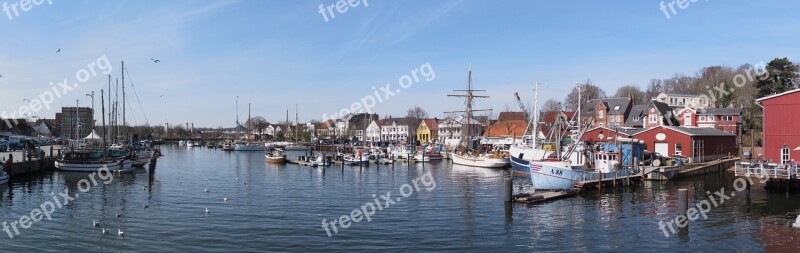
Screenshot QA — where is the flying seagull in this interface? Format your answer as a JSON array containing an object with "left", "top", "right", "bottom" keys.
[
  {"left": 56, "top": 48, "right": 61, "bottom": 53},
  {"left": 151, "top": 58, "right": 160, "bottom": 63}
]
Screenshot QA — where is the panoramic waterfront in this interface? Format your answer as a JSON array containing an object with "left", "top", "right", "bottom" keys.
[{"left": 1, "top": 145, "right": 798, "bottom": 252}]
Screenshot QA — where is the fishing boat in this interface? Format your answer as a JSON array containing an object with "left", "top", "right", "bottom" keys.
[
  {"left": 413, "top": 143, "right": 444, "bottom": 162},
  {"left": 529, "top": 137, "right": 642, "bottom": 191},
  {"left": 235, "top": 142, "right": 264, "bottom": 151},
  {"left": 446, "top": 65, "right": 510, "bottom": 168},
  {"left": 0, "top": 164, "right": 9, "bottom": 185},
  {"left": 309, "top": 155, "right": 331, "bottom": 167},
  {"left": 222, "top": 142, "right": 234, "bottom": 151},
  {"left": 343, "top": 150, "right": 370, "bottom": 166},
  {"left": 55, "top": 149, "right": 133, "bottom": 172},
  {"left": 388, "top": 144, "right": 413, "bottom": 159},
  {"left": 265, "top": 147, "right": 286, "bottom": 164}
]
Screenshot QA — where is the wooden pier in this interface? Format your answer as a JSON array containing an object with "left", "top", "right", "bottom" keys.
[{"left": 512, "top": 190, "right": 580, "bottom": 204}]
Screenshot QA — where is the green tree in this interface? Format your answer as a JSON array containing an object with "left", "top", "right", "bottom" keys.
[{"left": 755, "top": 57, "right": 800, "bottom": 98}]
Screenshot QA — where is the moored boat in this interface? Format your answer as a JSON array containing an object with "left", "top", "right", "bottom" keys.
[
  {"left": 0, "top": 164, "right": 9, "bottom": 185},
  {"left": 265, "top": 147, "right": 286, "bottom": 164},
  {"left": 451, "top": 152, "right": 510, "bottom": 168}
]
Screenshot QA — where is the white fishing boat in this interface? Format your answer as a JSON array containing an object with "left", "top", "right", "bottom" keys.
[
  {"left": 265, "top": 148, "right": 285, "bottom": 164},
  {"left": 309, "top": 155, "right": 331, "bottom": 167},
  {"left": 179, "top": 140, "right": 187, "bottom": 146},
  {"left": 344, "top": 150, "right": 370, "bottom": 166},
  {"left": 388, "top": 145, "right": 413, "bottom": 159},
  {"left": 413, "top": 144, "right": 444, "bottom": 162}
]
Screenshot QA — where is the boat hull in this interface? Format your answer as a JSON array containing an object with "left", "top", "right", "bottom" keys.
[
  {"left": 451, "top": 153, "right": 510, "bottom": 168},
  {"left": 55, "top": 160, "right": 133, "bottom": 173},
  {"left": 530, "top": 162, "right": 582, "bottom": 191},
  {"left": 510, "top": 156, "right": 530, "bottom": 177},
  {"left": 265, "top": 156, "right": 285, "bottom": 164},
  {"left": 234, "top": 144, "right": 263, "bottom": 151}
]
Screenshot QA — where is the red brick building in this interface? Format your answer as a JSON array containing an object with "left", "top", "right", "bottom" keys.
[
  {"left": 757, "top": 88, "right": 800, "bottom": 164},
  {"left": 676, "top": 107, "right": 742, "bottom": 135}
]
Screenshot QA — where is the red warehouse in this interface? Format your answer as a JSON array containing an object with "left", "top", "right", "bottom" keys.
[
  {"left": 757, "top": 88, "right": 800, "bottom": 164},
  {"left": 632, "top": 126, "right": 737, "bottom": 163}
]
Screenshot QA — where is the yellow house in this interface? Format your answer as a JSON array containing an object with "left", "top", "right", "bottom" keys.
[{"left": 416, "top": 119, "right": 439, "bottom": 144}]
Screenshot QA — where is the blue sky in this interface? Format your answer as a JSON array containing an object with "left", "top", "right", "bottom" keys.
[{"left": 0, "top": 0, "right": 798, "bottom": 127}]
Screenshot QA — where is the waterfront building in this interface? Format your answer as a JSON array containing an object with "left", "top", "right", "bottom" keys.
[
  {"left": 757, "top": 88, "right": 800, "bottom": 164},
  {"left": 484, "top": 112, "right": 526, "bottom": 140},
  {"left": 366, "top": 120, "right": 382, "bottom": 142},
  {"left": 380, "top": 117, "right": 413, "bottom": 143},
  {"left": 581, "top": 126, "right": 737, "bottom": 163},
  {"left": 416, "top": 119, "right": 438, "bottom": 144},
  {"left": 59, "top": 107, "right": 93, "bottom": 140}
]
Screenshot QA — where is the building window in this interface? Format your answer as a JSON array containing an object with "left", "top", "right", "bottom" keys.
[
  {"left": 649, "top": 114, "right": 657, "bottom": 123},
  {"left": 721, "top": 116, "right": 732, "bottom": 121},
  {"left": 675, "top": 144, "right": 682, "bottom": 156},
  {"left": 781, "top": 147, "right": 791, "bottom": 164},
  {"left": 599, "top": 110, "right": 604, "bottom": 118}
]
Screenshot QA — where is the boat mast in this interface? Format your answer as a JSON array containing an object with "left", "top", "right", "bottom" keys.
[
  {"left": 577, "top": 82, "right": 581, "bottom": 134},
  {"left": 235, "top": 96, "right": 239, "bottom": 141},
  {"left": 108, "top": 76, "right": 112, "bottom": 143},
  {"left": 532, "top": 82, "right": 539, "bottom": 151},
  {"left": 295, "top": 104, "right": 298, "bottom": 142},
  {"left": 445, "top": 64, "right": 490, "bottom": 150},
  {"left": 101, "top": 89, "right": 106, "bottom": 149},
  {"left": 247, "top": 102, "right": 251, "bottom": 142},
  {"left": 122, "top": 61, "right": 126, "bottom": 144},
  {"left": 75, "top": 100, "right": 79, "bottom": 143}
]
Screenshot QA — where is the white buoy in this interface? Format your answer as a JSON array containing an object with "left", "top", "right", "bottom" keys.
[{"left": 793, "top": 215, "right": 800, "bottom": 228}]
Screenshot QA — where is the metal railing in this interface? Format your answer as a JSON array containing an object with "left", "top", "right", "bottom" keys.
[{"left": 734, "top": 162, "right": 800, "bottom": 179}]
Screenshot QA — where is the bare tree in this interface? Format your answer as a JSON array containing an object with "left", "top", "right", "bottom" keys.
[
  {"left": 541, "top": 98, "right": 563, "bottom": 113},
  {"left": 644, "top": 79, "right": 663, "bottom": 102},
  {"left": 614, "top": 85, "right": 646, "bottom": 104},
  {"left": 406, "top": 106, "right": 428, "bottom": 144},
  {"left": 564, "top": 79, "right": 606, "bottom": 111}
]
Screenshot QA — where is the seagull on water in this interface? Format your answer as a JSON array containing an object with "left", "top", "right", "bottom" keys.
[
  {"left": 223, "top": 197, "right": 228, "bottom": 202},
  {"left": 204, "top": 188, "right": 209, "bottom": 193},
  {"left": 56, "top": 48, "right": 61, "bottom": 53},
  {"left": 205, "top": 208, "right": 210, "bottom": 214},
  {"left": 93, "top": 221, "right": 99, "bottom": 227},
  {"left": 118, "top": 229, "right": 124, "bottom": 237},
  {"left": 143, "top": 204, "right": 149, "bottom": 209},
  {"left": 102, "top": 228, "right": 108, "bottom": 234},
  {"left": 116, "top": 212, "right": 122, "bottom": 218}
]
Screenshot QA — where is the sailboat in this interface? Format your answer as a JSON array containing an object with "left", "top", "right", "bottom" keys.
[
  {"left": 448, "top": 65, "right": 510, "bottom": 168},
  {"left": 234, "top": 102, "right": 264, "bottom": 151}
]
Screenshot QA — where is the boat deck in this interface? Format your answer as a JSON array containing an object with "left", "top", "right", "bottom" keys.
[{"left": 513, "top": 190, "right": 579, "bottom": 204}]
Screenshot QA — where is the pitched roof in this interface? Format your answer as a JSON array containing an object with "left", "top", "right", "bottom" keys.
[
  {"left": 663, "top": 126, "right": 736, "bottom": 137},
  {"left": 697, "top": 107, "right": 743, "bottom": 116},
  {"left": 483, "top": 120, "right": 528, "bottom": 138},
  {"left": 422, "top": 119, "right": 438, "bottom": 131},
  {"left": 624, "top": 105, "right": 647, "bottom": 127},
  {"left": 582, "top": 97, "right": 632, "bottom": 115},
  {"left": 756, "top": 88, "right": 800, "bottom": 102},
  {"left": 381, "top": 117, "right": 413, "bottom": 126},
  {"left": 498, "top": 111, "right": 526, "bottom": 121},
  {"left": 663, "top": 93, "right": 703, "bottom": 98}
]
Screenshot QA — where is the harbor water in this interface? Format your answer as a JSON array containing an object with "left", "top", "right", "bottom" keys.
[{"left": 1, "top": 145, "right": 799, "bottom": 252}]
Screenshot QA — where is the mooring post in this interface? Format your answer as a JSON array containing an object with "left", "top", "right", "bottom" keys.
[
  {"left": 678, "top": 188, "right": 688, "bottom": 218},
  {"left": 504, "top": 177, "right": 513, "bottom": 202}
]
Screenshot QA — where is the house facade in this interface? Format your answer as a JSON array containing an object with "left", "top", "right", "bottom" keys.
[
  {"left": 366, "top": 120, "right": 382, "bottom": 142},
  {"left": 581, "top": 98, "right": 632, "bottom": 128},
  {"left": 416, "top": 119, "right": 438, "bottom": 144},
  {"left": 381, "top": 117, "right": 412, "bottom": 143},
  {"left": 656, "top": 93, "right": 709, "bottom": 109}
]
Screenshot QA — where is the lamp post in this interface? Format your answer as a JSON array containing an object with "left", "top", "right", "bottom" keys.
[{"left": 86, "top": 91, "right": 95, "bottom": 130}]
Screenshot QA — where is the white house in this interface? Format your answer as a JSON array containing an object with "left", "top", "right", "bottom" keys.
[
  {"left": 656, "top": 92, "right": 709, "bottom": 109},
  {"left": 437, "top": 117, "right": 462, "bottom": 146},
  {"left": 381, "top": 117, "right": 412, "bottom": 143},
  {"left": 366, "top": 120, "right": 382, "bottom": 142}
]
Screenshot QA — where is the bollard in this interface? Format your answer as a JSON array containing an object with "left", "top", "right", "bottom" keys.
[
  {"left": 678, "top": 188, "right": 688, "bottom": 217},
  {"left": 504, "top": 177, "right": 513, "bottom": 202}
]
